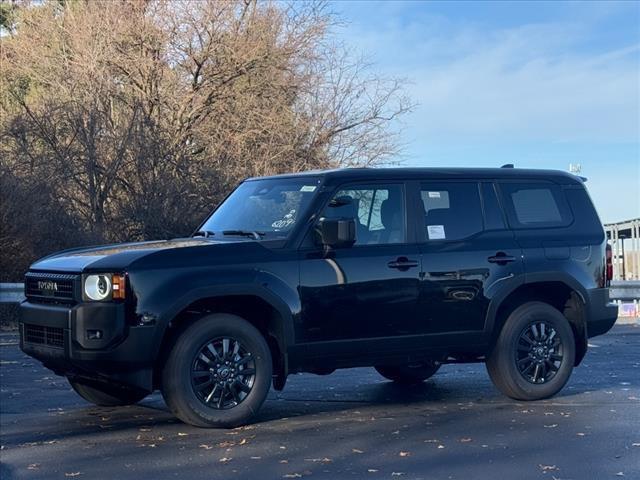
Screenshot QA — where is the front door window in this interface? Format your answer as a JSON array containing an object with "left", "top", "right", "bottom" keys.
[{"left": 322, "top": 184, "right": 406, "bottom": 245}]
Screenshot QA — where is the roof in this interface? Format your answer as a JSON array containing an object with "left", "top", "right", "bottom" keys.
[{"left": 246, "top": 167, "right": 584, "bottom": 186}]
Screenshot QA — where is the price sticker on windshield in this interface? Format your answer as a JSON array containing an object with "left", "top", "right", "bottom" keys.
[{"left": 300, "top": 185, "right": 317, "bottom": 192}]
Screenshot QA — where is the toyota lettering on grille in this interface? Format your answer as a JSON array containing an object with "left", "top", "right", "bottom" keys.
[{"left": 37, "top": 280, "right": 58, "bottom": 295}]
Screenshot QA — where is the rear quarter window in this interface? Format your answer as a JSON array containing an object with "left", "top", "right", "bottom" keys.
[{"left": 500, "top": 182, "right": 573, "bottom": 228}]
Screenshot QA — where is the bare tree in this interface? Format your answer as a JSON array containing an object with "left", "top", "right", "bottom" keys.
[{"left": 0, "top": 0, "right": 413, "bottom": 279}]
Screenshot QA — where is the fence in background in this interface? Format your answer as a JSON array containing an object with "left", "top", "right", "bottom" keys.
[
  {"left": 0, "top": 284, "right": 25, "bottom": 304},
  {"left": 605, "top": 218, "right": 640, "bottom": 281}
]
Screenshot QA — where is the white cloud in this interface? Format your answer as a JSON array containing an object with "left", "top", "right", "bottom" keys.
[
  {"left": 340, "top": 16, "right": 640, "bottom": 143},
  {"left": 332, "top": 7, "right": 640, "bottom": 221}
]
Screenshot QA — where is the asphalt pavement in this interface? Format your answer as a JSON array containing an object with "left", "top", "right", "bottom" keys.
[{"left": 1, "top": 325, "right": 639, "bottom": 480}]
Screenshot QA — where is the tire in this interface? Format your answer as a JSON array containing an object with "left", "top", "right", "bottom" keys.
[
  {"left": 161, "top": 313, "right": 272, "bottom": 428},
  {"left": 375, "top": 361, "right": 441, "bottom": 385},
  {"left": 486, "top": 301, "right": 576, "bottom": 401},
  {"left": 69, "top": 379, "right": 147, "bottom": 406}
]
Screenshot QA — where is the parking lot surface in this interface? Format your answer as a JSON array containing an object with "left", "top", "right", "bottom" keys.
[{"left": 1, "top": 325, "right": 639, "bottom": 480}]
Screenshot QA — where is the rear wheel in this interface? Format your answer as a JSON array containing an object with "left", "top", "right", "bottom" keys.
[
  {"left": 375, "top": 361, "right": 441, "bottom": 384},
  {"left": 161, "top": 313, "right": 272, "bottom": 428},
  {"left": 69, "top": 379, "right": 147, "bottom": 406},
  {"left": 486, "top": 301, "right": 576, "bottom": 401}
]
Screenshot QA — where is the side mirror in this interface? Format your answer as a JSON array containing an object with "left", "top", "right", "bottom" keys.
[{"left": 317, "top": 217, "right": 356, "bottom": 248}]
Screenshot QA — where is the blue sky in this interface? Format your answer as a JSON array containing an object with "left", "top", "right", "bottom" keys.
[{"left": 330, "top": 0, "right": 640, "bottom": 223}]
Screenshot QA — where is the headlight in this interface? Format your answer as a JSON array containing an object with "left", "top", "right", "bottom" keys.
[
  {"left": 84, "top": 274, "right": 112, "bottom": 300},
  {"left": 84, "top": 273, "right": 126, "bottom": 301}
]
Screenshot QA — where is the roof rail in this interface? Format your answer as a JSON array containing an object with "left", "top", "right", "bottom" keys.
[{"left": 500, "top": 164, "right": 515, "bottom": 168}]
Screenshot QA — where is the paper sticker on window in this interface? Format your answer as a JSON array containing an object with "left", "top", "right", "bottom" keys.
[
  {"left": 300, "top": 185, "right": 317, "bottom": 192},
  {"left": 428, "top": 191, "right": 441, "bottom": 198},
  {"left": 427, "top": 225, "right": 446, "bottom": 240}
]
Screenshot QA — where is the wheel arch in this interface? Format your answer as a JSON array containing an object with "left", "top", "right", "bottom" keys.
[
  {"left": 153, "top": 288, "right": 295, "bottom": 390},
  {"left": 486, "top": 277, "right": 588, "bottom": 366}
]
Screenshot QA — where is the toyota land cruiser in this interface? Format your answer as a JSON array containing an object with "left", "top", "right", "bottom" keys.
[{"left": 19, "top": 167, "right": 618, "bottom": 427}]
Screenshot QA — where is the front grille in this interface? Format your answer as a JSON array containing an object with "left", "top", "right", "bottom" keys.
[
  {"left": 23, "top": 324, "right": 65, "bottom": 348},
  {"left": 25, "top": 272, "right": 77, "bottom": 302}
]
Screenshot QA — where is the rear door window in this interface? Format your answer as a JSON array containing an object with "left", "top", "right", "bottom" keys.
[
  {"left": 500, "top": 183, "right": 572, "bottom": 228},
  {"left": 419, "top": 182, "right": 483, "bottom": 241}
]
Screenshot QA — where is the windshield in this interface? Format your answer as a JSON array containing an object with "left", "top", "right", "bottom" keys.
[{"left": 198, "top": 177, "right": 322, "bottom": 240}]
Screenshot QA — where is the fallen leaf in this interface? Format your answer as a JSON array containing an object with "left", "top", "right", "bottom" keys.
[
  {"left": 391, "top": 473, "right": 405, "bottom": 477},
  {"left": 199, "top": 444, "right": 214, "bottom": 450},
  {"left": 65, "top": 474, "right": 82, "bottom": 477},
  {"left": 399, "top": 451, "right": 410, "bottom": 457},
  {"left": 28, "top": 464, "right": 40, "bottom": 470},
  {"left": 544, "top": 424, "right": 558, "bottom": 428},
  {"left": 437, "top": 445, "right": 445, "bottom": 449},
  {"left": 459, "top": 438, "right": 472, "bottom": 443},
  {"left": 283, "top": 474, "right": 302, "bottom": 479},
  {"left": 352, "top": 448, "right": 364, "bottom": 454},
  {"left": 219, "top": 457, "right": 232, "bottom": 463},
  {"left": 368, "top": 469, "right": 378, "bottom": 473},
  {"left": 539, "top": 464, "right": 558, "bottom": 472},
  {"left": 177, "top": 432, "right": 189, "bottom": 437}
]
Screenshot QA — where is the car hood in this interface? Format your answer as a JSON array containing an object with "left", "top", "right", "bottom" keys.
[{"left": 30, "top": 238, "right": 218, "bottom": 273}]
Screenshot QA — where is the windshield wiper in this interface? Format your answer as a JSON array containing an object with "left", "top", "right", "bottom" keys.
[
  {"left": 222, "top": 230, "right": 266, "bottom": 240},
  {"left": 193, "top": 230, "right": 215, "bottom": 238}
]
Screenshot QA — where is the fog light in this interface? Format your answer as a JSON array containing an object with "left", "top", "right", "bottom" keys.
[{"left": 87, "top": 329, "right": 103, "bottom": 340}]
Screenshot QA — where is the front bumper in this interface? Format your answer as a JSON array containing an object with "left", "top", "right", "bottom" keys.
[
  {"left": 19, "top": 301, "right": 157, "bottom": 391},
  {"left": 585, "top": 288, "right": 618, "bottom": 338}
]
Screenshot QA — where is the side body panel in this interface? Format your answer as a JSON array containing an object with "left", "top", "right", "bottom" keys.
[
  {"left": 416, "top": 181, "right": 524, "bottom": 337},
  {"left": 126, "top": 242, "right": 301, "bottom": 360},
  {"left": 496, "top": 182, "right": 606, "bottom": 295}
]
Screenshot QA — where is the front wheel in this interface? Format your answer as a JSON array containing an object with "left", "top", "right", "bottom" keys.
[
  {"left": 486, "top": 301, "right": 576, "bottom": 401},
  {"left": 375, "top": 361, "right": 441, "bottom": 384},
  {"left": 161, "top": 313, "right": 272, "bottom": 428},
  {"left": 69, "top": 379, "right": 147, "bottom": 406}
]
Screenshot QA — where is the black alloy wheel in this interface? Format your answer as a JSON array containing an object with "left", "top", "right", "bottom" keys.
[
  {"left": 191, "top": 337, "right": 256, "bottom": 410},
  {"left": 161, "top": 313, "right": 272, "bottom": 428},
  {"left": 515, "top": 321, "right": 564, "bottom": 384},
  {"left": 375, "top": 361, "right": 441, "bottom": 384},
  {"left": 486, "top": 301, "right": 576, "bottom": 401}
]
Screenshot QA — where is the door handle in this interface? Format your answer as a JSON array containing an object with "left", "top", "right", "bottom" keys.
[
  {"left": 387, "top": 257, "right": 419, "bottom": 270},
  {"left": 488, "top": 252, "right": 516, "bottom": 265}
]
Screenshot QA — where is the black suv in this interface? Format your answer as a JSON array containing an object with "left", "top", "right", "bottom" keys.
[{"left": 19, "top": 167, "right": 618, "bottom": 427}]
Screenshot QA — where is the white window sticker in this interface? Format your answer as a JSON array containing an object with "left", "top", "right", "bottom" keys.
[
  {"left": 428, "top": 191, "right": 441, "bottom": 198},
  {"left": 300, "top": 185, "right": 317, "bottom": 192},
  {"left": 427, "top": 225, "right": 446, "bottom": 240},
  {"left": 272, "top": 209, "right": 296, "bottom": 229}
]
